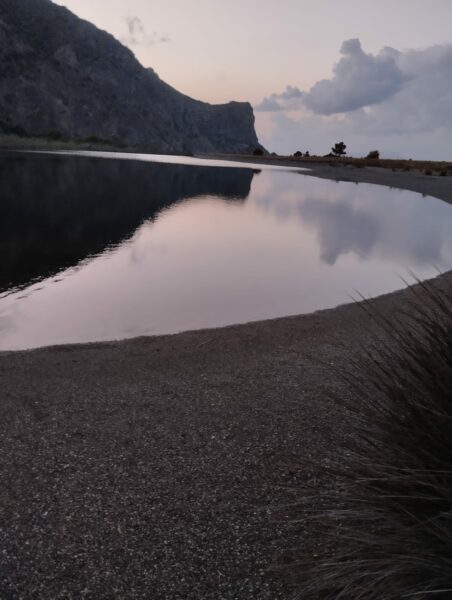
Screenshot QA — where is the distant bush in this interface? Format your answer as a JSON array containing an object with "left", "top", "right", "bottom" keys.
[
  {"left": 366, "top": 150, "right": 380, "bottom": 159},
  {"left": 293, "top": 151, "right": 302, "bottom": 157},
  {"left": 83, "top": 135, "right": 103, "bottom": 144},
  {"left": 304, "top": 151, "right": 310, "bottom": 157},
  {"left": 253, "top": 148, "right": 264, "bottom": 156},
  {"left": 82, "top": 135, "right": 113, "bottom": 145},
  {"left": 424, "top": 168, "right": 433, "bottom": 176},
  {"left": 0, "top": 122, "right": 27, "bottom": 137},
  {"left": 46, "top": 130, "right": 63, "bottom": 140},
  {"left": 440, "top": 170, "right": 448, "bottom": 176}
]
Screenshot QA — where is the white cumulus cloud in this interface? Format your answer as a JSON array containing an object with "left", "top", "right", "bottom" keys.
[
  {"left": 255, "top": 85, "right": 305, "bottom": 112},
  {"left": 304, "top": 39, "right": 409, "bottom": 115}
]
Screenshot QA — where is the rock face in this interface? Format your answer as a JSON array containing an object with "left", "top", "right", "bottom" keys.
[{"left": 0, "top": 0, "right": 262, "bottom": 153}]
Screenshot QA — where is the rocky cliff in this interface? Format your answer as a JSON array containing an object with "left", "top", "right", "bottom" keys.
[{"left": 0, "top": 0, "right": 262, "bottom": 153}]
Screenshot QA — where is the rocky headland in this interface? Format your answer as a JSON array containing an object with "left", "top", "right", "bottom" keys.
[{"left": 0, "top": 0, "right": 262, "bottom": 154}]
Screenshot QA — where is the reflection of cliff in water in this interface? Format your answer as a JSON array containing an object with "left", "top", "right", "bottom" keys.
[{"left": 0, "top": 154, "right": 254, "bottom": 293}]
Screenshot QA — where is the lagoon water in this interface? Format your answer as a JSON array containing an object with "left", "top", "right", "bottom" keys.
[{"left": 1, "top": 151, "right": 452, "bottom": 350}]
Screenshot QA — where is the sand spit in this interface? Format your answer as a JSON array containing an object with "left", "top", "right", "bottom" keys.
[{"left": 202, "top": 154, "right": 452, "bottom": 205}]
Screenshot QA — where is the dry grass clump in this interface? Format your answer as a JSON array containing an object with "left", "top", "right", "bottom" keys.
[{"left": 296, "top": 281, "right": 452, "bottom": 599}]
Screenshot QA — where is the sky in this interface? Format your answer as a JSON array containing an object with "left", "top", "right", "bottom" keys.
[{"left": 55, "top": 0, "right": 452, "bottom": 159}]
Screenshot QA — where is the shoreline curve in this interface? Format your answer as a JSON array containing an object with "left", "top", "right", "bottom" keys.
[{"left": 1, "top": 154, "right": 452, "bottom": 598}]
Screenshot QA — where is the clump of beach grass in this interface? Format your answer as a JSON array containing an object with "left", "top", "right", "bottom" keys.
[{"left": 296, "top": 279, "right": 452, "bottom": 599}]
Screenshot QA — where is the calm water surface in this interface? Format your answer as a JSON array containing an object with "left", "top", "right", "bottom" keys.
[{"left": 1, "top": 151, "right": 452, "bottom": 350}]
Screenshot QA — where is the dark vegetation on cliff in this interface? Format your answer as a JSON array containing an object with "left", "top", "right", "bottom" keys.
[{"left": 0, "top": 0, "right": 262, "bottom": 153}]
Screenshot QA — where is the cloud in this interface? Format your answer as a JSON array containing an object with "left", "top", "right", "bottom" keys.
[
  {"left": 121, "top": 16, "right": 169, "bottom": 47},
  {"left": 256, "top": 39, "right": 409, "bottom": 115},
  {"left": 255, "top": 97, "right": 283, "bottom": 112},
  {"left": 255, "top": 40, "right": 452, "bottom": 160},
  {"left": 351, "top": 44, "right": 452, "bottom": 135},
  {"left": 304, "top": 39, "right": 409, "bottom": 115},
  {"left": 255, "top": 85, "right": 305, "bottom": 112}
]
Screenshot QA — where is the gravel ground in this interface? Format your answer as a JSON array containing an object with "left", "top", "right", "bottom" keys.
[{"left": 1, "top": 168, "right": 452, "bottom": 599}]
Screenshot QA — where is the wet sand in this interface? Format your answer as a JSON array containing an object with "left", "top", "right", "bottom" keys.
[{"left": 1, "top": 164, "right": 452, "bottom": 599}]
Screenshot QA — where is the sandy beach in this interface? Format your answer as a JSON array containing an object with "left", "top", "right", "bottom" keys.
[{"left": 1, "top": 165, "right": 452, "bottom": 599}]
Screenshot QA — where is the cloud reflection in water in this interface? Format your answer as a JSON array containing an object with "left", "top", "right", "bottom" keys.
[
  {"left": 1, "top": 156, "right": 452, "bottom": 350},
  {"left": 253, "top": 173, "right": 452, "bottom": 268}
]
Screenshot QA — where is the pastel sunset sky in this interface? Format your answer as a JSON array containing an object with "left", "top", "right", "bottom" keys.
[{"left": 56, "top": 0, "right": 452, "bottom": 159}]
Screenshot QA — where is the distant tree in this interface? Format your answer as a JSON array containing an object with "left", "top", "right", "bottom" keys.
[
  {"left": 293, "top": 150, "right": 302, "bottom": 157},
  {"left": 304, "top": 151, "right": 310, "bottom": 157},
  {"left": 253, "top": 148, "right": 264, "bottom": 156},
  {"left": 366, "top": 150, "right": 380, "bottom": 159},
  {"left": 331, "top": 141, "right": 347, "bottom": 156}
]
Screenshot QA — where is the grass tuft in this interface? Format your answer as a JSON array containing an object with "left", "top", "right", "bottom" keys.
[{"left": 295, "top": 280, "right": 452, "bottom": 599}]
